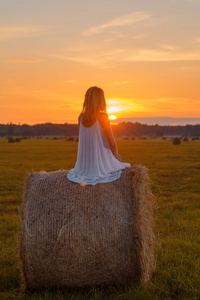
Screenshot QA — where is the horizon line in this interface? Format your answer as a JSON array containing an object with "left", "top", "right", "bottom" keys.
[{"left": 1, "top": 117, "right": 200, "bottom": 126}]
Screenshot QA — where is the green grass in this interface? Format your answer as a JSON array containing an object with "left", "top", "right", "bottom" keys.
[{"left": 0, "top": 137, "right": 199, "bottom": 300}]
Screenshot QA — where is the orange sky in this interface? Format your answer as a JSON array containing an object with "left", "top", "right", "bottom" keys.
[{"left": 1, "top": 1, "right": 200, "bottom": 124}]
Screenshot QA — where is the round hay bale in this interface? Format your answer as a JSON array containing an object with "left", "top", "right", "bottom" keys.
[
  {"left": 19, "top": 166, "right": 155, "bottom": 289},
  {"left": 183, "top": 137, "right": 189, "bottom": 142},
  {"left": 67, "top": 137, "right": 75, "bottom": 141},
  {"left": 172, "top": 137, "right": 181, "bottom": 145},
  {"left": 15, "top": 138, "right": 21, "bottom": 142},
  {"left": 8, "top": 137, "right": 15, "bottom": 143}
]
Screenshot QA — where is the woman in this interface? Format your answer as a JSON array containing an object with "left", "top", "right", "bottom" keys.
[{"left": 67, "top": 86, "right": 130, "bottom": 185}]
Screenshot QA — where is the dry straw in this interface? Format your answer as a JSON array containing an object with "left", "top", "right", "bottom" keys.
[{"left": 19, "top": 165, "right": 155, "bottom": 289}]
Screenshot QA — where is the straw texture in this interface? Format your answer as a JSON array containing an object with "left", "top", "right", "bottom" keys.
[{"left": 19, "top": 165, "right": 154, "bottom": 289}]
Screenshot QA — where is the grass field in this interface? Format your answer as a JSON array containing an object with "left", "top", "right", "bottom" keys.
[{"left": 0, "top": 137, "right": 199, "bottom": 300}]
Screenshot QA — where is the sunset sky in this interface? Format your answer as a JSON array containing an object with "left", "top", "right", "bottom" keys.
[{"left": 1, "top": 0, "right": 200, "bottom": 124}]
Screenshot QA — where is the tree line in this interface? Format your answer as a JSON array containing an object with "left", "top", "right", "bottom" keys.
[{"left": 0, "top": 122, "right": 200, "bottom": 138}]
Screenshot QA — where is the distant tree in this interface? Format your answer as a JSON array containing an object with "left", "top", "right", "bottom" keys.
[
  {"left": 7, "top": 125, "right": 14, "bottom": 136},
  {"left": 22, "top": 128, "right": 33, "bottom": 136},
  {"left": 155, "top": 129, "right": 163, "bottom": 137},
  {"left": 0, "top": 132, "right": 6, "bottom": 137}
]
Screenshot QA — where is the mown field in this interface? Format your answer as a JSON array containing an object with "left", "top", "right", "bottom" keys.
[{"left": 0, "top": 137, "right": 199, "bottom": 300}]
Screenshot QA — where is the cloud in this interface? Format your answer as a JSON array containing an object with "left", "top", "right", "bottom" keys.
[
  {"left": 57, "top": 46, "right": 200, "bottom": 67},
  {"left": 114, "top": 81, "right": 128, "bottom": 85},
  {"left": 82, "top": 11, "right": 151, "bottom": 36},
  {"left": 0, "top": 25, "right": 47, "bottom": 41},
  {"left": 33, "top": 90, "right": 49, "bottom": 94},
  {"left": 124, "top": 49, "right": 200, "bottom": 62},
  {"left": 161, "top": 44, "right": 177, "bottom": 51},
  {"left": 56, "top": 47, "right": 126, "bottom": 68},
  {"left": 6, "top": 58, "right": 44, "bottom": 62},
  {"left": 63, "top": 80, "right": 76, "bottom": 83},
  {"left": 56, "top": 34, "right": 200, "bottom": 68}
]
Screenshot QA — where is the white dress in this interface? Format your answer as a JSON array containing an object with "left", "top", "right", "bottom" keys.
[{"left": 67, "top": 120, "right": 131, "bottom": 185}]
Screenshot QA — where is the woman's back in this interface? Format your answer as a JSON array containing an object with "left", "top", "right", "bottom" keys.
[{"left": 67, "top": 113, "right": 130, "bottom": 185}]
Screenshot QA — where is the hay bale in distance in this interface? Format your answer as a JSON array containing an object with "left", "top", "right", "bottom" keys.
[
  {"left": 172, "top": 137, "right": 181, "bottom": 145},
  {"left": 20, "top": 166, "right": 154, "bottom": 289},
  {"left": 8, "top": 137, "right": 15, "bottom": 143},
  {"left": 183, "top": 137, "right": 189, "bottom": 142},
  {"left": 15, "top": 138, "right": 21, "bottom": 142},
  {"left": 66, "top": 137, "right": 75, "bottom": 141}
]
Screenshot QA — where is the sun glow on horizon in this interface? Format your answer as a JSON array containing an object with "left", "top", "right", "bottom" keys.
[
  {"left": 106, "top": 99, "right": 137, "bottom": 119},
  {"left": 109, "top": 115, "right": 117, "bottom": 120},
  {"left": 107, "top": 105, "right": 121, "bottom": 114}
]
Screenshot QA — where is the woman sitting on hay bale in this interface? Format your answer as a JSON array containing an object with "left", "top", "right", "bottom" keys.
[
  {"left": 67, "top": 86, "right": 130, "bottom": 185},
  {"left": 20, "top": 86, "right": 155, "bottom": 289}
]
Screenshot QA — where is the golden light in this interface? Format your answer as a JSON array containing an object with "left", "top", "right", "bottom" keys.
[
  {"left": 109, "top": 115, "right": 117, "bottom": 120},
  {"left": 107, "top": 105, "right": 121, "bottom": 114}
]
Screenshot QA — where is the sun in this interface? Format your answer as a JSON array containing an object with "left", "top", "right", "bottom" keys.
[
  {"left": 109, "top": 115, "right": 117, "bottom": 120},
  {"left": 107, "top": 101, "right": 124, "bottom": 120}
]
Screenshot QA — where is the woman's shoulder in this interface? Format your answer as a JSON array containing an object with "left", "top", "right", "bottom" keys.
[
  {"left": 98, "top": 112, "right": 110, "bottom": 128},
  {"left": 98, "top": 112, "right": 109, "bottom": 119}
]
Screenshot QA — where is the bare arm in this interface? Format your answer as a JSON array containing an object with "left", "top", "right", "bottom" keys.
[{"left": 98, "top": 113, "right": 121, "bottom": 161}]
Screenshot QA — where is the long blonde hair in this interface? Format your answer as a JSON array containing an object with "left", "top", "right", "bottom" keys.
[{"left": 81, "top": 86, "right": 106, "bottom": 124}]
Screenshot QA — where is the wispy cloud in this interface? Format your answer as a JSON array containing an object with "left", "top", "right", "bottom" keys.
[
  {"left": 0, "top": 25, "right": 47, "bottom": 41},
  {"left": 6, "top": 58, "right": 44, "bottom": 62},
  {"left": 56, "top": 47, "right": 125, "bottom": 68},
  {"left": 33, "top": 90, "right": 49, "bottom": 94},
  {"left": 57, "top": 46, "right": 200, "bottom": 67},
  {"left": 54, "top": 30, "right": 200, "bottom": 68},
  {"left": 82, "top": 11, "right": 151, "bottom": 36},
  {"left": 124, "top": 49, "right": 200, "bottom": 62},
  {"left": 161, "top": 44, "right": 177, "bottom": 51},
  {"left": 114, "top": 81, "right": 128, "bottom": 85},
  {"left": 63, "top": 80, "right": 76, "bottom": 83}
]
